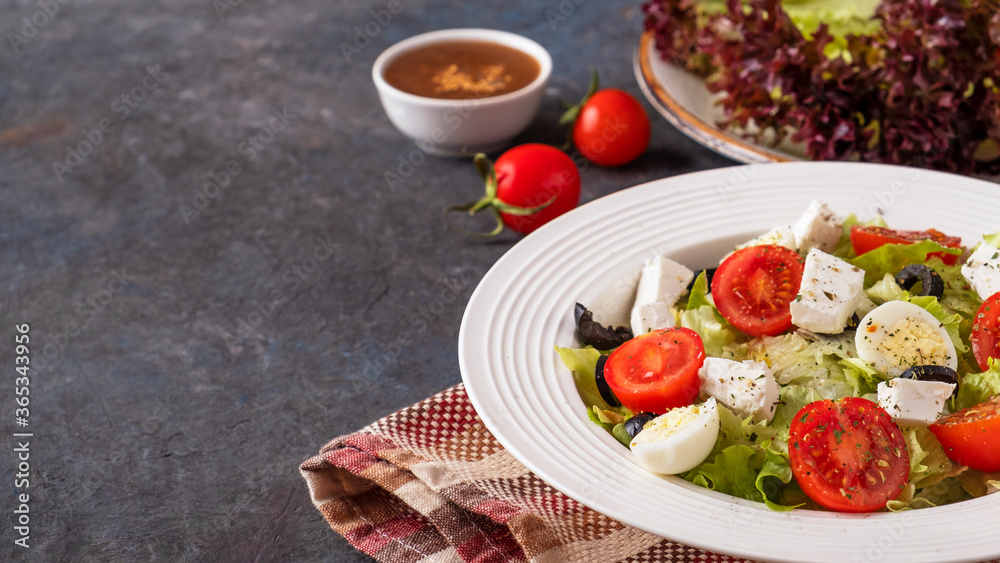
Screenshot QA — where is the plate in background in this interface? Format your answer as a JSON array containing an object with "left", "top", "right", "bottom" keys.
[{"left": 633, "top": 30, "right": 804, "bottom": 164}]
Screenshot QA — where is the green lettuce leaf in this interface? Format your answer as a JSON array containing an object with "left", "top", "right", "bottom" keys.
[
  {"left": 587, "top": 405, "right": 613, "bottom": 432},
  {"left": 839, "top": 357, "right": 886, "bottom": 396},
  {"left": 556, "top": 347, "right": 612, "bottom": 411},
  {"left": 956, "top": 359, "right": 1000, "bottom": 411},
  {"left": 865, "top": 274, "right": 909, "bottom": 304},
  {"left": 925, "top": 258, "right": 982, "bottom": 371},
  {"left": 830, "top": 215, "right": 859, "bottom": 260},
  {"left": 678, "top": 270, "right": 747, "bottom": 358},
  {"left": 611, "top": 423, "right": 632, "bottom": 448},
  {"left": 888, "top": 475, "right": 971, "bottom": 511},
  {"left": 682, "top": 404, "right": 776, "bottom": 504},
  {"left": 768, "top": 384, "right": 825, "bottom": 454},
  {"left": 776, "top": 0, "right": 881, "bottom": 50},
  {"left": 678, "top": 305, "right": 745, "bottom": 358},
  {"left": 683, "top": 444, "right": 763, "bottom": 502},
  {"left": 886, "top": 426, "right": 967, "bottom": 511},
  {"left": 685, "top": 270, "right": 713, "bottom": 310},
  {"left": 754, "top": 441, "right": 803, "bottom": 511},
  {"left": 863, "top": 259, "right": 979, "bottom": 321},
  {"left": 959, "top": 469, "right": 1000, "bottom": 497},
  {"left": 696, "top": 0, "right": 882, "bottom": 55},
  {"left": 934, "top": 258, "right": 983, "bottom": 318},
  {"left": 849, "top": 240, "right": 962, "bottom": 286},
  {"left": 904, "top": 426, "right": 964, "bottom": 490},
  {"left": 982, "top": 230, "right": 1000, "bottom": 249},
  {"left": 695, "top": 403, "right": 775, "bottom": 462},
  {"left": 716, "top": 402, "right": 775, "bottom": 451}
]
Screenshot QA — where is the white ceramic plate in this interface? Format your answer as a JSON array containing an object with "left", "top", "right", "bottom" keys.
[{"left": 459, "top": 162, "right": 1000, "bottom": 563}]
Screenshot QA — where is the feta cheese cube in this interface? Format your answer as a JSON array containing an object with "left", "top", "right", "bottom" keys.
[
  {"left": 697, "top": 358, "right": 780, "bottom": 422},
  {"left": 790, "top": 248, "right": 866, "bottom": 334},
  {"left": 961, "top": 239, "right": 1000, "bottom": 301},
  {"left": 630, "top": 302, "right": 674, "bottom": 336},
  {"left": 877, "top": 378, "right": 956, "bottom": 426},
  {"left": 630, "top": 255, "right": 694, "bottom": 335},
  {"left": 793, "top": 200, "right": 842, "bottom": 253}
]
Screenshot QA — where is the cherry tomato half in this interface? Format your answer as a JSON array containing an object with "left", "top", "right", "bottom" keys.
[
  {"left": 711, "top": 245, "right": 805, "bottom": 337},
  {"left": 788, "top": 397, "right": 909, "bottom": 512},
  {"left": 573, "top": 89, "right": 650, "bottom": 167},
  {"left": 929, "top": 395, "right": 1000, "bottom": 472},
  {"left": 494, "top": 144, "right": 581, "bottom": 234},
  {"left": 849, "top": 226, "right": 963, "bottom": 265},
  {"left": 971, "top": 292, "right": 1000, "bottom": 371},
  {"left": 603, "top": 327, "right": 705, "bottom": 415}
]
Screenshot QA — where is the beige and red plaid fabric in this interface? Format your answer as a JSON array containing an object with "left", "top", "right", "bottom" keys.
[{"left": 300, "top": 384, "right": 756, "bottom": 563}]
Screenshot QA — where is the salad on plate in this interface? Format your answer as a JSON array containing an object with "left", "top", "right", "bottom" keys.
[
  {"left": 559, "top": 200, "right": 1000, "bottom": 512},
  {"left": 641, "top": 0, "right": 1000, "bottom": 175}
]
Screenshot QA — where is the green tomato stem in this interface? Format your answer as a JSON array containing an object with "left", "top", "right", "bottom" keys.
[
  {"left": 442, "top": 152, "right": 558, "bottom": 238},
  {"left": 558, "top": 66, "right": 601, "bottom": 150}
]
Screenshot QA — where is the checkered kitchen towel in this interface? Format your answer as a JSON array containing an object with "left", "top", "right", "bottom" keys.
[{"left": 300, "top": 384, "right": 754, "bottom": 563}]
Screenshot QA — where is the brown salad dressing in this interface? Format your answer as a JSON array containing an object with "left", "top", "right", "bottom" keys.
[{"left": 383, "top": 40, "right": 540, "bottom": 99}]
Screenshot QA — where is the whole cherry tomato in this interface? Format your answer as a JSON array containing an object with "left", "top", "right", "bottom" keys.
[
  {"left": 562, "top": 70, "right": 650, "bottom": 167},
  {"left": 573, "top": 89, "right": 650, "bottom": 166},
  {"left": 447, "top": 144, "right": 580, "bottom": 236}
]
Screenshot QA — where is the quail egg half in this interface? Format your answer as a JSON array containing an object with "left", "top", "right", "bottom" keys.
[{"left": 629, "top": 398, "right": 720, "bottom": 475}]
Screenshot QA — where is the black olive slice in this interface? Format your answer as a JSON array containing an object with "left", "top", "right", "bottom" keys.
[
  {"left": 844, "top": 312, "right": 862, "bottom": 330},
  {"left": 594, "top": 355, "right": 621, "bottom": 408},
  {"left": 624, "top": 412, "right": 657, "bottom": 438},
  {"left": 574, "top": 303, "right": 632, "bottom": 350},
  {"left": 899, "top": 365, "right": 959, "bottom": 396},
  {"left": 895, "top": 264, "right": 945, "bottom": 298}
]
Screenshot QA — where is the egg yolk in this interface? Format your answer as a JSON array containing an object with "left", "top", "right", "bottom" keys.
[{"left": 875, "top": 317, "right": 951, "bottom": 370}]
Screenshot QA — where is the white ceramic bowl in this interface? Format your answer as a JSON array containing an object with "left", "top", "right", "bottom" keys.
[{"left": 372, "top": 28, "right": 552, "bottom": 157}]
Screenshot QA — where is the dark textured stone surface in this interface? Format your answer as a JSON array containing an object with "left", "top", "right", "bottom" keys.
[{"left": 0, "top": 1, "right": 732, "bottom": 561}]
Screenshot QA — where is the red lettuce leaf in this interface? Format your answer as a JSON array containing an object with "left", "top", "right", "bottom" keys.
[{"left": 642, "top": 0, "right": 1000, "bottom": 175}]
